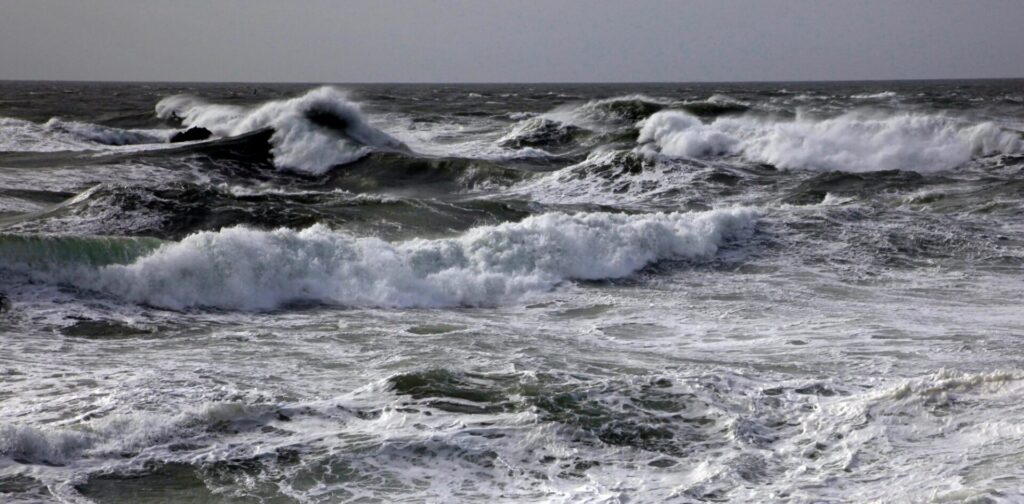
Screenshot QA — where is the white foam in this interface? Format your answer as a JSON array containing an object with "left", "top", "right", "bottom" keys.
[
  {"left": 0, "top": 117, "right": 172, "bottom": 152},
  {"left": 851, "top": 91, "right": 898, "bottom": 100},
  {"left": 637, "top": 110, "right": 1023, "bottom": 173},
  {"left": 43, "top": 118, "right": 171, "bottom": 146},
  {"left": 511, "top": 149, "right": 705, "bottom": 207},
  {"left": 156, "top": 87, "right": 406, "bottom": 174},
  {"left": 19, "top": 209, "right": 758, "bottom": 310},
  {"left": 774, "top": 370, "right": 1024, "bottom": 501},
  {"left": 0, "top": 423, "right": 92, "bottom": 465},
  {"left": 0, "top": 402, "right": 272, "bottom": 467},
  {"left": 384, "top": 114, "right": 551, "bottom": 162},
  {"left": 637, "top": 111, "right": 737, "bottom": 158},
  {"left": 706, "top": 94, "right": 749, "bottom": 106}
]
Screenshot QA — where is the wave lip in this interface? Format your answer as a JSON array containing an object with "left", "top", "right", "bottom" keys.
[
  {"left": 637, "top": 110, "right": 1023, "bottom": 173},
  {"left": 155, "top": 86, "right": 406, "bottom": 174},
  {"left": 6, "top": 209, "right": 758, "bottom": 310}
]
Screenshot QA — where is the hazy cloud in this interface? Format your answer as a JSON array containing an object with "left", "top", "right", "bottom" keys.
[{"left": 1, "top": 0, "right": 1021, "bottom": 82}]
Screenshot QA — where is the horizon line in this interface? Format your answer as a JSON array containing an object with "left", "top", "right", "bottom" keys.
[{"left": 2, "top": 76, "right": 1023, "bottom": 86}]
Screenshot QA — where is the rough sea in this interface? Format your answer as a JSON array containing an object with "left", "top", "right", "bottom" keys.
[{"left": 1, "top": 80, "right": 1023, "bottom": 503}]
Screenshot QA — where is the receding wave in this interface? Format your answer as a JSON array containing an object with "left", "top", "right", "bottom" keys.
[
  {"left": 156, "top": 86, "right": 407, "bottom": 174},
  {"left": 1, "top": 209, "right": 758, "bottom": 310}
]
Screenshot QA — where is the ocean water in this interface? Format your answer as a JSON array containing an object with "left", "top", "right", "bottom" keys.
[{"left": 1, "top": 80, "right": 1023, "bottom": 503}]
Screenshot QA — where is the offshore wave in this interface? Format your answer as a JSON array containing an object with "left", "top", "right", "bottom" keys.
[
  {"left": 571, "top": 94, "right": 669, "bottom": 123},
  {"left": 508, "top": 95, "right": 667, "bottom": 131},
  {"left": 3, "top": 178, "right": 532, "bottom": 239},
  {"left": 636, "top": 110, "right": 1023, "bottom": 172},
  {"left": 497, "top": 94, "right": 752, "bottom": 154},
  {"left": 156, "top": 86, "right": 407, "bottom": 174},
  {"left": 0, "top": 208, "right": 758, "bottom": 310},
  {"left": 498, "top": 116, "right": 586, "bottom": 150}
]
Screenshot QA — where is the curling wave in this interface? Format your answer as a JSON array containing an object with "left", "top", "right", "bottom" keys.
[
  {"left": 2, "top": 209, "right": 758, "bottom": 310},
  {"left": 155, "top": 87, "right": 407, "bottom": 174}
]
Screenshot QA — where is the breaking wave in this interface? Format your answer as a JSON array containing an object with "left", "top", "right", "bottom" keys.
[
  {"left": 155, "top": 86, "right": 407, "bottom": 174},
  {"left": 0, "top": 117, "right": 172, "bottom": 152},
  {"left": 571, "top": 94, "right": 669, "bottom": 124},
  {"left": 504, "top": 95, "right": 667, "bottom": 135},
  {"left": 498, "top": 116, "right": 585, "bottom": 149},
  {"left": 637, "top": 110, "right": 1023, "bottom": 172},
  {"left": 1, "top": 209, "right": 758, "bottom": 310}
]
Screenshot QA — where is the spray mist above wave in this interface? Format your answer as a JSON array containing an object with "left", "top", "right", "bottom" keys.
[
  {"left": 2, "top": 208, "right": 757, "bottom": 310},
  {"left": 156, "top": 86, "right": 407, "bottom": 174},
  {"left": 637, "top": 110, "right": 1023, "bottom": 173},
  {"left": 0, "top": 117, "right": 173, "bottom": 152}
]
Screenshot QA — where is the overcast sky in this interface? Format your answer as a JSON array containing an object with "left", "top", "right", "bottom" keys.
[{"left": 1, "top": 0, "right": 1022, "bottom": 83}]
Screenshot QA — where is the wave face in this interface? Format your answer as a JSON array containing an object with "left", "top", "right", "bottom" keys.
[
  {"left": 7, "top": 208, "right": 757, "bottom": 310},
  {"left": 638, "top": 110, "right": 1023, "bottom": 172},
  {"left": 0, "top": 233, "right": 163, "bottom": 270},
  {"left": 156, "top": 86, "right": 406, "bottom": 174}
]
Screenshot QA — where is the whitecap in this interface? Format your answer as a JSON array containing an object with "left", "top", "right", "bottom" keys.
[
  {"left": 156, "top": 87, "right": 406, "bottom": 174},
  {"left": 636, "top": 110, "right": 1023, "bottom": 173},
  {"left": 4, "top": 209, "right": 758, "bottom": 310}
]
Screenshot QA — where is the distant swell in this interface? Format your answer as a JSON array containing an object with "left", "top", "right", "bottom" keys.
[
  {"left": 2, "top": 209, "right": 758, "bottom": 310},
  {"left": 155, "top": 87, "right": 407, "bottom": 174},
  {"left": 637, "top": 110, "right": 1023, "bottom": 173}
]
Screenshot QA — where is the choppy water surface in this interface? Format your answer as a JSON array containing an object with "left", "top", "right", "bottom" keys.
[{"left": 1, "top": 80, "right": 1023, "bottom": 503}]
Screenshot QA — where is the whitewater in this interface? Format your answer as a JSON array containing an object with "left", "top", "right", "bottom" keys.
[{"left": 2, "top": 80, "right": 1024, "bottom": 503}]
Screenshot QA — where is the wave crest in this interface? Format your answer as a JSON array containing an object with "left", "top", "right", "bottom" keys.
[
  {"left": 155, "top": 87, "right": 406, "bottom": 174},
  {"left": 4, "top": 209, "right": 757, "bottom": 310},
  {"left": 637, "top": 110, "right": 1023, "bottom": 173}
]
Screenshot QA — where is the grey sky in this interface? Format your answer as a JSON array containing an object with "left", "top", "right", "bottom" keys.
[{"left": 1, "top": 0, "right": 1022, "bottom": 82}]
